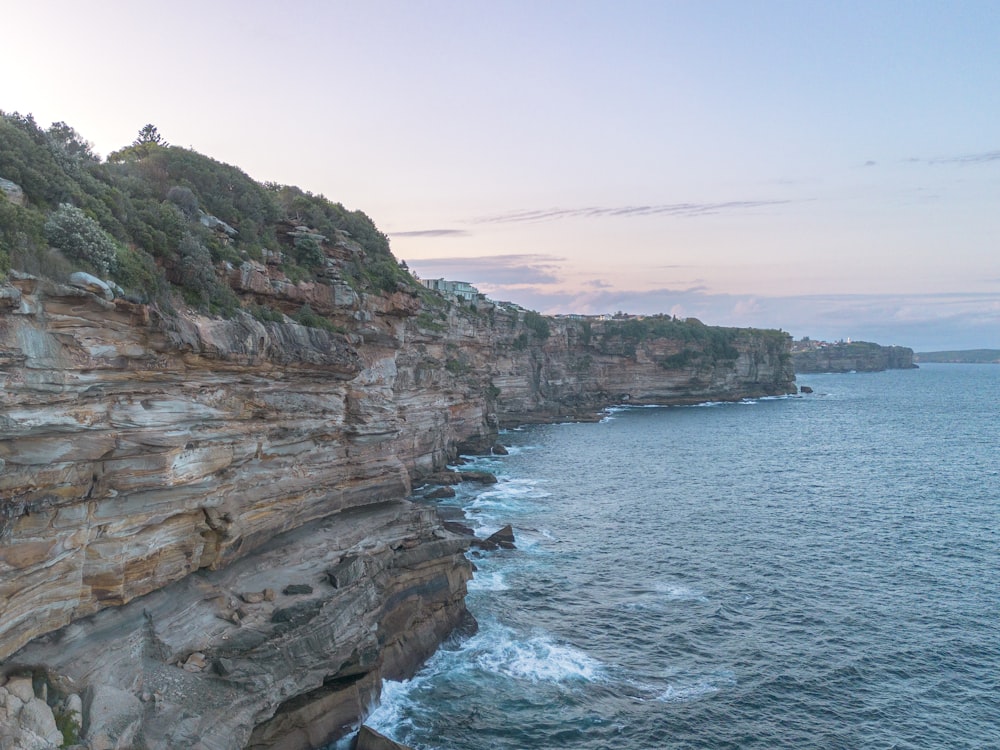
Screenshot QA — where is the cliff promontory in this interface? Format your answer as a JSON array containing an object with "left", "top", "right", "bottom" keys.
[
  {"left": 1, "top": 113, "right": 795, "bottom": 749},
  {"left": 792, "top": 340, "right": 917, "bottom": 373}
]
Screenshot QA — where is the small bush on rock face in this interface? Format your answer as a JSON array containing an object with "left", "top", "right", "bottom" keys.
[
  {"left": 43, "top": 203, "right": 120, "bottom": 275},
  {"left": 165, "top": 185, "right": 199, "bottom": 218},
  {"left": 523, "top": 310, "right": 550, "bottom": 340}
]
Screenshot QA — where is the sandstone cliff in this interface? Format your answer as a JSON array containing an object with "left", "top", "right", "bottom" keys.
[
  {"left": 0, "top": 271, "right": 794, "bottom": 749},
  {"left": 792, "top": 341, "right": 917, "bottom": 373}
]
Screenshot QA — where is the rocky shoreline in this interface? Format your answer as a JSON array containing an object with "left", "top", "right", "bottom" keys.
[{"left": 0, "top": 274, "right": 794, "bottom": 749}]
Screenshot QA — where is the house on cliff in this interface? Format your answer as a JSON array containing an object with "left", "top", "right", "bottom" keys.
[{"left": 419, "top": 278, "right": 479, "bottom": 301}]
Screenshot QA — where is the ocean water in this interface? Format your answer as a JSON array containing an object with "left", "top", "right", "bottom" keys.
[{"left": 363, "top": 365, "right": 1000, "bottom": 749}]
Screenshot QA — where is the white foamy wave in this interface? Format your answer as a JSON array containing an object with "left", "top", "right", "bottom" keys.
[
  {"left": 469, "top": 478, "right": 550, "bottom": 509},
  {"left": 655, "top": 582, "right": 709, "bottom": 602},
  {"left": 474, "top": 632, "right": 603, "bottom": 683},
  {"left": 625, "top": 669, "right": 736, "bottom": 705},
  {"left": 497, "top": 443, "right": 530, "bottom": 455},
  {"left": 467, "top": 570, "right": 509, "bottom": 592},
  {"left": 655, "top": 680, "right": 721, "bottom": 702},
  {"left": 363, "top": 679, "right": 418, "bottom": 740},
  {"left": 509, "top": 526, "right": 553, "bottom": 550}
]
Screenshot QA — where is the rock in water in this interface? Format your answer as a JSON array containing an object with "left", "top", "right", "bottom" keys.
[
  {"left": 355, "top": 725, "right": 415, "bottom": 750},
  {"left": 425, "top": 486, "right": 457, "bottom": 499},
  {"left": 460, "top": 470, "right": 498, "bottom": 484},
  {"left": 477, "top": 524, "right": 516, "bottom": 550},
  {"left": 426, "top": 471, "right": 463, "bottom": 485}
]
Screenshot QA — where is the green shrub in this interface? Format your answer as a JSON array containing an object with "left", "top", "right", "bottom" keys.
[
  {"left": 293, "top": 303, "right": 339, "bottom": 332},
  {"left": 445, "top": 358, "right": 470, "bottom": 374},
  {"left": 43, "top": 203, "right": 120, "bottom": 275},
  {"left": 249, "top": 304, "right": 285, "bottom": 323},
  {"left": 523, "top": 310, "right": 550, "bottom": 339}
]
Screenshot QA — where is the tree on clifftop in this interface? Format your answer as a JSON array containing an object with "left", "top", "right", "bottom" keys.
[{"left": 133, "top": 124, "right": 168, "bottom": 147}]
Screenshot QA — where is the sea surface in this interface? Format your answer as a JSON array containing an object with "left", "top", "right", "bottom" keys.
[{"left": 359, "top": 364, "right": 1000, "bottom": 749}]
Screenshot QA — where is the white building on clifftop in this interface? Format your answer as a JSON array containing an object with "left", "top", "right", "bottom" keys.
[{"left": 419, "top": 278, "right": 479, "bottom": 301}]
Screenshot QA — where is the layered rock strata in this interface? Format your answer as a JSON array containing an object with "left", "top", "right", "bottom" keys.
[{"left": 1, "top": 274, "right": 794, "bottom": 748}]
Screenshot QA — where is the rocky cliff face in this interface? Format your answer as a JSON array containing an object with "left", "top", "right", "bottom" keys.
[
  {"left": 0, "top": 274, "right": 794, "bottom": 749},
  {"left": 792, "top": 341, "right": 917, "bottom": 373}
]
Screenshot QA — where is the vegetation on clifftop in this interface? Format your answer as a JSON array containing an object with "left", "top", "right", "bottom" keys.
[{"left": 0, "top": 112, "right": 417, "bottom": 316}]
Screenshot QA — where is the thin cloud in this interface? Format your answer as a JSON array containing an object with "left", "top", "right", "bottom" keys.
[
  {"left": 909, "top": 150, "right": 1000, "bottom": 166},
  {"left": 405, "top": 254, "right": 565, "bottom": 286},
  {"left": 390, "top": 229, "right": 469, "bottom": 238},
  {"left": 471, "top": 200, "right": 792, "bottom": 225}
]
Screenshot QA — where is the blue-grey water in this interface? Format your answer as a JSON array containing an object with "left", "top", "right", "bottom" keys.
[{"left": 364, "top": 365, "right": 1000, "bottom": 749}]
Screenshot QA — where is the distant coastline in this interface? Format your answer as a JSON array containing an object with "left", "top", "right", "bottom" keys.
[
  {"left": 915, "top": 349, "right": 1000, "bottom": 364},
  {"left": 791, "top": 339, "right": 916, "bottom": 374}
]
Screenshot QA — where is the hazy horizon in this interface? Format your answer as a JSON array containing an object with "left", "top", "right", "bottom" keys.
[{"left": 4, "top": 1, "right": 998, "bottom": 351}]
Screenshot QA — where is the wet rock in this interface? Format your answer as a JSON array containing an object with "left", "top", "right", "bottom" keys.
[
  {"left": 442, "top": 520, "right": 476, "bottom": 537},
  {"left": 283, "top": 583, "right": 314, "bottom": 595},
  {"left": 475, "top": 524, "right": 516, "bottom": 550},
  {"left": 425, "top": 486, "right": 456, "bottom": 499},
  {"left": 491, "top": 443, "right": 509, "bottom": 455},
  {"left": 460, "top": 471, "right": 498, "bottom": 484},
  {"left": 355, "top": 725, "right": 415, "bottom": 750},
  {"left": 799, "top": 385, "right": 813, "bottom": 393},
  {"left": 426, "top": 471, "right": 463, "bottom": 485}
]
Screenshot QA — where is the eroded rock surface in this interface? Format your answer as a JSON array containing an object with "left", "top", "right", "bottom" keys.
[{"left": 0, "top": 275, "right": 794, "bottom": 748}]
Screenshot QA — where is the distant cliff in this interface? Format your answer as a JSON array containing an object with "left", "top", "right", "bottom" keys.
[
  {"left": 792, "top": 341, "right": 917, "bottom": 373},
  {"left": 915, "top": 349, "right": 1000, "bottom": 364}
]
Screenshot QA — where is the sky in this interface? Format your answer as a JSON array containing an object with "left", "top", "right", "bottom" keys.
[{"left": 4, "top": 0, "right": 999, "bottom": 350}]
